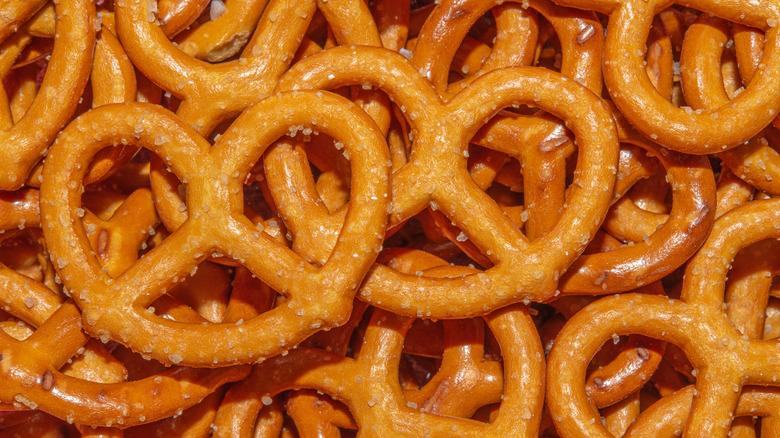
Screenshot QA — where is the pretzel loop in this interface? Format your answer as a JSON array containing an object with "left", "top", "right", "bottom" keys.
[
  {"left": 41, "top": 93, "right": 389, "bottom": 367},
  {"left": 549, "top": 199, "right": 780, "bottom": 437},
  {"left": 550, "top": 0, "right": 780, "bottom": 153},
  {"left": 0, "top": 0, "right": 96, "bottom": 189}
]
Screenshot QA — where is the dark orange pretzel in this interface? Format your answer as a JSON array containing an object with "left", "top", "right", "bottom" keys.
[
  {"left": 211, "top": 304, "right": 544, "bottom": 436},
  {"left": 40, "top": 92, "right": 390, "bottom": 367},
  {"left": 270, "top": 46, "right": 618, "bottom": 317},
  {"left": 550, "top": 0, "right": 780, "bottom": 154},
  {"left": 413, "top": 0, "right": 603, "bottom": 96},
  {"left": 548, "top": 198, "right": 780, "bottom": 437},
  {"left": 0, "top": 0, "right": 96, "bottom": 190},
  {"left": 156, "top": 0, "right": 210, "bottom": 37}
]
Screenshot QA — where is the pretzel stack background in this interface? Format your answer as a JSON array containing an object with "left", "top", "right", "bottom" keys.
[{"left": 0, "top": 0, "right": 779, "bottom": 436}]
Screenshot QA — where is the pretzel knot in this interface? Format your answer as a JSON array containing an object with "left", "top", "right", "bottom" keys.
[
  {"left": 40, "top": 92, "right": 390, "bottom": 367},
  {"left": 548, "top": 199, "right": 780, "bottom": 437},
  {"left": 269, "top": 46, "right": 619, "bottom": 316}
]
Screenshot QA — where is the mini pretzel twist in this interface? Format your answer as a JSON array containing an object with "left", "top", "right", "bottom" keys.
[
  {"left": 40, "top": 92, "right": 390, "bottom": 367},
  {"left": 548, "top": 198, "right": 780, "bottom": 437},
  {"left": 271, "top": 46, "right": 618, "bottom": 316}
]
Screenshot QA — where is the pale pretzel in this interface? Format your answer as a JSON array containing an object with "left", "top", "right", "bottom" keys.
[
  {"left": 549, "top": 0, "right": 780, "bottom": 153},
  {"left": 270, "top": 46, "right": 617, "bottom": 316},
  {"left": 40, "top": 91, "right": 389, "bottom": 367},
  {"left": 0, "top": 0, "right": 96, "bottom": 190},
  {"left": 548, "top": 198, "right": 780, "bottom": 437}
]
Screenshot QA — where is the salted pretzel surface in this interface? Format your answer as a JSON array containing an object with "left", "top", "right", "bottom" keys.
[
  {"left": 3, "top": 0, "right": 780, "bottom": 435},
  {"left": 40, "top": 93, "right": 390, "bottom": 367}
]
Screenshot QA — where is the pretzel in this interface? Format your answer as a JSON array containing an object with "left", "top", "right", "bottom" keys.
[
  {"left": 548, "top": 198, "right": 780, "bottom": 437},
  {"left": 557, "top": 106, "right": 716, "bottom": 293},
  {"left": 271, "top": 302, "right": 369, "bottom": 437},
  {"left": 212, "top": 303, "right": 544, "bottom": 436},
  {"left": 620, "top": 386, "right": 780, "bottom": 437},
  {"left": 0, "top": 1, "right": 48, "bottom": 44},
  {"left": 116, "top": 0, "right": 386, "bottom": 137},
  {"left": 0, "top": 187, "right": 251, "bottom": 428},
  {"left": 547, "top": 0, "right": 780, "bottom": 153},
  {"left": 268, "top": 46, "right": 617, "bottom": 317},
  {"left": 156, "top": 0, "right": 210, "bottom": 37},
  {"left": 40, "top": 91, "right": 389, "bottom": 367},
  {"left": 372, "top": 0, "right": 411, "bottom": 50},
  {"left": 680, "top": 14, "right": 780, "bottom": 196},
  {"left": 0, "top": 0, "right": 95, "bottom": 190},
  {"left": 123, "top": 387, "right": 226, "bottom": 437}
]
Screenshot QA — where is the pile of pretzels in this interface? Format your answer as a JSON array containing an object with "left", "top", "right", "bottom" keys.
[{"left": 1, "top": 0, "right": 779, "bottom": 436}]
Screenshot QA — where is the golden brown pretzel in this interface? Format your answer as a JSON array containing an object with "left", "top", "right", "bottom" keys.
[
  {"left": 0, "top": 0, "right": 48, "bottom": 44},
  {"left": 0, "top": 0, "right": 96, "bottom": 190},
  {"left": 156, "top": 0, "right": 210, "bottom": 36},
  {"left": 270, "top": 46, "right": 618, "bottom": 316},
  {"left": 173, "top": 0, "right": 270, "bottom": 62},
  {"left": 116, "top": 0, "right": 385, "bottom": 137},
  {"left": 0, "top": 269, "right": 246, "bottom": 429},
  {"left": 550, "top": 0, "right": 780, "bottom": 153},
  {"left": 0, "top": 185, "right": 249, "bottom": 428},
  {"left": 211, "top": 304, "right": 544, "bottom": 437},
  {"left": 40, "top": 92, "right": 389, "bottom": 367},
  {"left": 680, "top": 14, "right": 780, "bottom": 197},
  {"left": 622, "top": 386, "right": 780, "bottom": 437},
  {"left": 557, "top": 105, "right": 716, "bottom": 293},
  {"left": 548, "top": 198, "right": 780, "bottom": 437}
]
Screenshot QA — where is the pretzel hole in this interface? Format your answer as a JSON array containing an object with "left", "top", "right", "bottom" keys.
[
  {"left": 400, "top": 316, "right": 504, "bottom": 423},
  {"left": 284, "top": 389, "right": 358, "bottom": 437},
  {"left": 0, "top": 411, "right": 75, "bottom": 436},
  {"left": 462, "top": 104, "right": 581, "bottom": 255},
  {"left": 0, "top": 229, "right": 51, "bottom": 285},
  {"left": 601, "top": 145, "right": 671, "bottom": 245},
  {"left": 580, "top": 332, "right": 689, "bottom": 433},
  {"left": 445, "top": 9, "right": 498, "bottom": 83}
]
